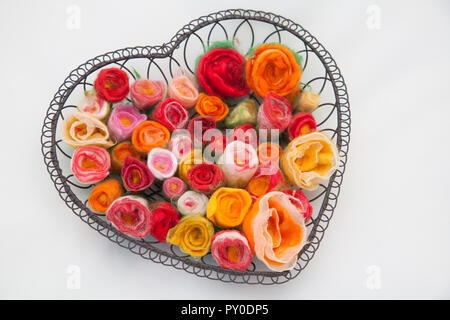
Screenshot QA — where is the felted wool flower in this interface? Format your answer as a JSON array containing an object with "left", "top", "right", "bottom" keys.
[
  {"left": 162, "top": 177, "right": 186, "bottom": 200},
  {"left": 88, "top": 179, "right": 123, "bottom": 213},
  {"left": 195, "top": 93, "right": 229, "bottom": 121},
  {"left": 196, "top": 44, "right": 249, "bottom": 99},
  {"left": 257, "top": 92, "right": 292, "bottom": 132},
  {"left": 257, "top": 142, "right": 281, "bottom": 166},
  {"left": 287, "top": 112, "right": 317, "bottom": 140},
  {"left": 167, "top": 68, "right": 199, "bottom": 109},
  {"left": 293, "top": 91, "right": 320, "bottom": 113},
  {"left": 71, "top": 146, "right": 111, "bottom": 184},
  {"left": 211, "top": 230, "right": 253, "bottom": 271},
  {"left": 247, "top": 164, "right": 288, "bottom": 201},
  {"left": 224, "top": 98, "right": 257, "bottom": 128},
  {"left": 62, "top": 112, "right": 114, "bottom": 148},
  {"left": 148, "top": 201, "right": 180, "bottom": 243},
  {"left": 147, "top": 148, "right": 177, "bottom": 180},
  {"left": 130, "top": 79, "right": 165, "bottom": 110},
  {"left": 177, "top": 191, "right": 209, "bottom": 216},
  {"left": 246, "top": 44, "right": 302, "bottom": 98},
  {"left": 242, "top": 191, "right": 307, "bottom": 271},
  {"left": 187, "top": 163, "right": 225, "bottom": 194},
  {"left": 187, "top": 115, "right": 217, "bottom": 146},
  {"left": 168, "top": 130, "right": 193, "bottom": 161},
  {"left": 218, "top": 141, "right": 259, "bottom": 188},
  {"left": 110, "top": 141, "right": 143, "bottom": 171},
  {"left": 94, "top": 68, "right": 129, "bottom": 102},
  {"left": 229, "top": 124, "right": 258, "bottom": 149},
  {"left": 178, "top": 149, "right": 204, "bottom": 183},
  {"left": 121, "top": 156, "right": 154, "bottom": 192},
  {"left": 166, "top": 214, "right": 214, "bottom": 257},
  {"left": 151, "top": 98, "right": 189, "bottom": 132},
  {"left": 131, "top": 120, "right": 170, "bottom": 153},
  {"left": 77, "top": 91, "right": 111, "bottom": 121},
  {"left": 107, "top": 104, "right": 147, "bottom": 142},
  {"left": 106, "top": 195, "right": 152, "bottom": 238},
  {"left": 207, "top": 187, "right": 252, "bottom": 228},
  {"left": 282, "top": 189, "right": 313, "bottom": 222},
  {"left": 281, "top": 131, "right": 339, "bottom": 190}
]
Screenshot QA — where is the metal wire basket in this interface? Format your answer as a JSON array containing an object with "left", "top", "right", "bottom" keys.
[{"left": 41, "top": 9, "right": 350, "bottom": 285}]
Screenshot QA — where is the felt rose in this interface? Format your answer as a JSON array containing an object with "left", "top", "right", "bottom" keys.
[
  {"left": 162, "top": 177, "right": 186, "bottom": 200},
  {"left": 88, "top": 179, "right": 123, "bottom": 213},
  {"left": 293, "top": 91, "right": 320, "bottom": 113},
  {"left": 147, "top": 148, "right": 177, "bottom": 180},
  {"left": 94, "top": 68, "right": 129, "bottom": 102},
  {"left": 107, "top": 104, "right": 147, "bottom": 142},
  {"left": 229, "top": 124, "right": 258, "bottom": 149},
  {"left": 207, "top": 187, "right": 252, "bottom": 228},
  {"left": 106, "top": 195, "right": 152, "bottom": 238},
  {"left": 195, "top": 93, "right": 229, "bottom": 121},
  {"left": 242, "top": 191, "right": 307, "bottom": 271},
  {"left": 130, "top": 79, "right": 165, "bottom": 110},
  {"left": 247, "top": 164, "right": 288, "bottom": 201},
  {"left": 281, "top": 131, "right": 339, "bottom": 190},
  {"left": 166, "top": 215, "right": 214, "bottom": 257},
  {"left": 121, "top": 156, "right": 154, "bottom": 192},
  {"left": 131, "top": 120, "right": 170, "bottom": 153},
  {"left": 287, "top": 112, "right": 317, "bottom": 139},
  {"left": 177, "top": 191, "right": 209, "bottom": 216},
  {"left": 246, "top": 44, "right": 302, "bottom": 98},
  {"left": 211, "top": 230, "right": 253, "bottom": 271},
  {"left": 257, "top": 92, "right": 292, "bottom": 132},
  {"left": 187, "top": 163, "right": 225, "bottom": 194},
  {"left": 151, "top": 98, "right": 189, "bottom": 132},
  {"left": 282, "top": 189, "right": 313, "bottom": 222},
  {"left": 168, "top": 130, "right": 193, "bottom": 161},
  {"left": 187, "top": 115, "right": 216, "bottom": 146},
  {"left": 110, "top": 141, "right": 143, "bottom": 171},
  {"left": 148, "top": 201, "right": 180, "bottom": 243},
  {"left": 77, "top": 91, "right": 110, "bottom": 121},
  {"left": 196, "top": 46, "right": 249, "bottom": 99},
  {"left": 257, "top": 142, "right": 281, "bottom": 166},
  {"left": 178, "top": 149, "right": 204, "bottom": 183},
  {"left": 71, "top": 146, "right": 110, "bottom": 184},
  {"left": 224, "top": 98, "right": 257, "bottom": 128},
  {"left": 167, "top": 68, "right": 199, "bottom": 109}
]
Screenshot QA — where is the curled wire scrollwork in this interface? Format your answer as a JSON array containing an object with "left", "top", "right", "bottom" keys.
[{"left": 41, "top": 9, "right": 350, "bottom": 285}]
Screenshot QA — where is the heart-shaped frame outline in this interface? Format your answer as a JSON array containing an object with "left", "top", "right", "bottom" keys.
[{"left": 41, "top": 9, "right": 350, "bottom": 285}]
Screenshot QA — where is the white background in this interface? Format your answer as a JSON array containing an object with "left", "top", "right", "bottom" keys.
[{"left": 1, "top": 0, "right": 449, "bottom": 299}]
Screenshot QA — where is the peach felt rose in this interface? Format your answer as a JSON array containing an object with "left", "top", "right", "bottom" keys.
[{"left": 167, "top": 68, "right": 199, "bottom": 109}]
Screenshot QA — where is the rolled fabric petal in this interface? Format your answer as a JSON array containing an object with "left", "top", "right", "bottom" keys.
[
  {"left": 257, "top": 142, "right": 281, "bottom": 167},
  {"left": 196, "top": 44, "right": 249, "bottom": 99},
  {"left": 162, "top": 177, "right": 186, "bottom": 200},
  {"left": 247, "top": 164, "right": 288, "bottom": 201},
  {"left": 130, "top": 79, "right": 165, "bottom": 110},
  {"left": 242, "top": 191, "right": 307, "bottom": 271},
  {"left": 287, "top": 112, "right": 317, "bottom": 140},
  {"left": 195, "top": 93, "right": 229, "bottom": 121},
  {"left": 178, "top": 149, "right": 204, "bottom": 183},
  {"left": 187, "top": 115, "right": 216, "bottom": 146},
  {"left": 121, "top": 156, "right": 154, "bottom": 192},
  {"left": 293, "top": 91, "right": 320, "bottom": 113},
  {"left": 257, "top": 92, "right": 292, "bottom": 132},
  {"left": 62, "top": 112, "right": 114, "bottom": 148},
  {"left": 218, "top": 141, "right": 258, "bottom": 188},
  {"left": 211, "top": 230, "right": 253, "bottom": 271},
  {"left": 147, "top": 148, "right": 177, "bottom": 180},
  {"left": 106, "top": 195, "right": 152, "bottom": 238},
  {"left": 77, "top": 91, "right": 111, "bottom": 121},
  {"left": 246, "top": 44, "right": 302, "bottom": 98},
  {"left": 94, "top": 68, "right": 129, "bottom": 102},
  {"left": 110, "top": 141, "right": 143, "bottom": 171},
  {"left": 229, "top": 124, "right": 258, "bottom": 149},
  {"left": 177, "top": 191, "right": 209, "bottom": 216},
  {"left": 168, "top": 130, "right": 193, "bottom": 161},
  {"left": 151, "top": 98, "right": 189, "bottom": 132},
  {"left": 131, "top": 120, "right": 170, "bottom": 153},
  {"left": 224, "top": 98, "right": 257, "bottom": 128},
  {"left": 282, "top": 189, "right": 313, "bottom": 222},
  {"left": 107, "top": 104, "right": 147, "bottom": 142},
  {"left": 88, "top": 179, "right": 123, "bottom": 213},
  {"left": 281, "top": 131, "right": 339, "bottom": 190},
  {"left": 167, "top": 68, "right": 199, "bottom": 109},
  {"left": 71, "top": 146, "right": 110, "bottom": 184},
  {"left": 187, "top": 163, "right": 225, "bottom": 194},
  {"left": 166, "top": 214, "right": 214, "bottom": 257},
  {"left": 207, "top": 187, "right": 252, "bottom": 228},
  {"left": 148, "top": 201, "right": 180, "bottom": 243}
]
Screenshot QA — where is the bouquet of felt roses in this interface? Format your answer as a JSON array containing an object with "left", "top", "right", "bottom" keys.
[{"left": 62, "top": 40, "right": 339, "bottom": 272}]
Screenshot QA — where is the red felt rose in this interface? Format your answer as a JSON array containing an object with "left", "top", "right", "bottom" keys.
[
  {"left": 229, "top": 124, "right": 258, "bottom": 149},
  {"left": 257, "top": 92, "right": 292, "bottom": 132},
  {"left": 196, "top": 47, "right": 249, "bottom": 99},
  {"left": 187, "top": 115, "right": 217, "bottom": 146},
  {"left": 121, "top": 156, "right": 154, "bottom": 192},
  {"left": 149, "top": 201, "right": 180, "bottom": 242},
  {"left": 94, "top": 68, "right": 129, "bottom": 102},
  {"left": 282, "top": 189, "right": 313, "bottom": 222},
  {"left": 187, "top": 163, "right": 225, "bottom": 194},
  {"left": 151, "top": 98, "right": 189, "bottom": 132},
  {"left": 287, "top": 112, "right": 317, "bottom": 139}
]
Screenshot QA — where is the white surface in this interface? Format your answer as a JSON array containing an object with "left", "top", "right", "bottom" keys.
[{"left": 1, "top": 0, "right": 449, "bottom": 299}]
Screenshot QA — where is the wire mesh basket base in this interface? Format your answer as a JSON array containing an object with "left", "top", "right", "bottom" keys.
[{"left": 41, "top": 9, "right": 350, "bottom": 285}]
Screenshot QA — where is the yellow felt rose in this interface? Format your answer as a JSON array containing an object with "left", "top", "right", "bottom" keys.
[
  {"left": 178, "top": 149, "right": 204, "bottom": 183},
  {"left": 207, "top": 187, "right": 252, "bottom": 228}
]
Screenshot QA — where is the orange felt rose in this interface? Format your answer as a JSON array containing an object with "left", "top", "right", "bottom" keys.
[
  {"left": 246, "top": 44, "right": 302, "bottom": 98},
  {"left": 110, "top": 141, "right": 143, "bottom": 171},
  {"left": 195, "top": 93, "right": 229, "bottom": 121},
  {"left": 131, "top": 120, "right": 170, "bottom": 153},
  {"left": 88, "top": 179, "right": 124, "bottom": 213},
  {"left": 207, "top": 187, "right": 252, "bottom": 228}
]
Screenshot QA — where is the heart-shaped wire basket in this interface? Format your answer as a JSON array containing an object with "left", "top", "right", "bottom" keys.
[{"left": 41, "top": 9, "right": 350, "bottom": 285}]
